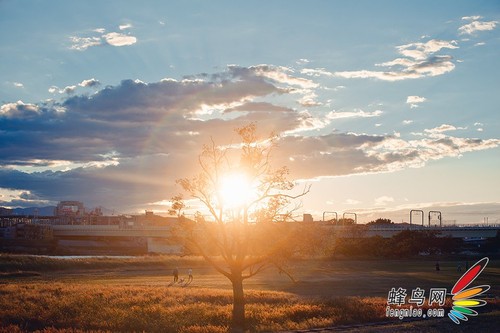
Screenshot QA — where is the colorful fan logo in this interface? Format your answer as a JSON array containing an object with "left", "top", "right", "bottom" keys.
[{"left": 448, "top": 257, "right": 490, "bottom": 324}]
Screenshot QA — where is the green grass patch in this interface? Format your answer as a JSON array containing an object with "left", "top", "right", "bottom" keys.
[{"left": 0, "top": 254, "right": 205, "bottom": 273}]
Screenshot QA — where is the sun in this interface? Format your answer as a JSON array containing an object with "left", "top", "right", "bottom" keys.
[{"left": 219, "top": 173, "right": 255, "bottom": 208}]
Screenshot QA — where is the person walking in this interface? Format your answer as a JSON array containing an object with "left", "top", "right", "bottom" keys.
[
  {"left": 173, "top": 267, "right": 179, "bottom": 283},
  {"left": 187, "top": 268, "right": 193, "bottom": 284}
]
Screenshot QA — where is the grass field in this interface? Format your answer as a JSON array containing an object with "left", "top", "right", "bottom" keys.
[{"left": 0, "top": 254, "right": 498, "bottom": 332}]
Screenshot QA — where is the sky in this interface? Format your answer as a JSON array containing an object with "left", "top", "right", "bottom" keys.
[{"left": 1, "top": 0, "right": 499, "bottom": 224}]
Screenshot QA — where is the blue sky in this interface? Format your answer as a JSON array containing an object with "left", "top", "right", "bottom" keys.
[{"left": 1, "top": 0, "right": 499, "bottom": 223}]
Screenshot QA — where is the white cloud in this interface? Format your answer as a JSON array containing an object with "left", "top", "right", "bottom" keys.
[
  {"left": 0, "top": 188, "right": 52, "bottom": 207},
  {"left": 375, "top": 196, "right": 395, "bottom": 206},
  {"left": 119, "top": 23, "right": 133, "bottom": 30},
  {"left": 344, "top": 199, "right": 361, "bottom": 205},
  {"left": 326, "top": 109, "right": 383, "bottom": 120},
  {"left": 282, "top": 110, "right": 334, "bottom": 134},
  {"left": 301, "top": 68, "right": 334, "bottom": 77},
  {"left": 334, "top": 39, "right": 458, "bottom": 81},
  {"left": 362, "top": 130, "right": 500, "bottom": 176},
  {"left": 406, "top": 95, "right": 426, "bottom": 108},
  {"left": 459, "top": 20, "right": 498, "bottom": 35},
  {"left": 296, "top": 58, "right": 310, "bottom": 65},
  {"left": 334, "top": 57, "right": 455, "bottom": 81},
  {"left": 377, "top": 58, "right": 416, "bottom": 68},
  {"left": 474, "top": 42, "right": 486, "bottom": 47},
  {"left": 69, "top": 28, "right": 137, "bottom": 50},
  {"left": 1, "top": 100, "right": 40, "bottom": 118},
  {"left": 424, "top": 124, "right": 466, "bottom": 135},
  {"left": 60, "top": 85, "right": 77, "bottom": 94},
  {"left": 396, "top": 40, "right": 458, "bottom": 60},
  {"left": 462, "top": 16, "right": 482, "bottom": 21},
  {"left": 103, "top": 32, "right": 137, "bottom": 46},
  {"left": 13, "top": 82, "right": 24, "bottom": 88},
  {"left": 69, "top": 36, "right": 101, "bottom": 51},
  {"left": 403, "top": 120, "right": 413, "bottom": 125},
  {"left": 406, "top": 95, "right": 426, "bottom": 104},
  {"left": 251, "top": 65, "right": 318, "bottom": 89},
  {"left": 298, "top": 92, "right": 321, "bottom": 107},
  {"left": 47, "top": 80, "right": 99, "bottom": 95},
  {"left": 78, "top": 78, "right": 100, "bottom": 87}
]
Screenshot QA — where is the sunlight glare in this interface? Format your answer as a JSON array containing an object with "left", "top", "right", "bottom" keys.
[{"left": 219, "top": 173, "right": 254, "bottom": 208}]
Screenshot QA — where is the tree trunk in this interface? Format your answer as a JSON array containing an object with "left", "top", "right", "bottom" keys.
[{"left": 231, "top": 274, "right": 245, "bottom": 333}]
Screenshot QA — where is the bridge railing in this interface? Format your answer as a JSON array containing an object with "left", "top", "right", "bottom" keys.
[
  {"left": 51, "top": 225, "right": 171, "bottom": 232},
  {"left": 441, "top": 223, "right": 500, "bottom": 228}
]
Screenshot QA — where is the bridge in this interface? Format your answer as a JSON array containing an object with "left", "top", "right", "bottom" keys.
[
  {"left": 50, "top": 223, "right": 500, "bottom": 240},
  {"left": 333, "top": 224, "right": 499, "bottom": 239},
  {"left": 51, "top": 225, "right": 173, "bottom": 237},
  {"left": 50, "top": 225, "right": 179, "bottom": 254},
  {"left": 3, "top": 223, "right": 494, "bottom": 254}
]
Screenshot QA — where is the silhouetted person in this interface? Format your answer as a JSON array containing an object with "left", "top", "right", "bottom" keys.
[
  {"left": 187, "top": 268, "right": 193, "bottom": 283},
  {"left": 435, "top": 262, "right": 440, "bottom": 272},
  {"left": 173, "top": 267, "right": 179, "bottom": 283}
]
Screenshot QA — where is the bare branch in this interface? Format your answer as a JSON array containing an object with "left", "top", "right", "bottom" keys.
[
  {"left": 242, "top": 262, "right": 270, "bottom": 280},
  {"left": 174, "top": 124, "right": 310, "bottom": 321},
  {"left": 270, "top": 261, "right": 297, "bottom": 283},
  {"left": 187, "top": 237, "right": 232, "bottom": 279}
]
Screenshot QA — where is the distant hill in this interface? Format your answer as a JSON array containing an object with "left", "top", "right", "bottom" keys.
[
  {"left": 0, "top": 206, "right": 56, "bottom": 216},
  {"left": 0, "top": 205, "right": 118, "bottom": 217}
]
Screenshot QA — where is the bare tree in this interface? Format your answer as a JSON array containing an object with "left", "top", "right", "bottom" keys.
[
  {"left": 174, "top": 123, "right": 310, "bottom": 332},
  {"left": 168, "top": 194, "right": 185, "bottom": 217}
]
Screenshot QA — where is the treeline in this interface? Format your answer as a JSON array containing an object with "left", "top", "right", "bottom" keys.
[
  {"left": 175, "top": 219, "right": 495, "bottom": 259},
  {"left": 332, "top": 230, "right": 460, "bottom": 258}
]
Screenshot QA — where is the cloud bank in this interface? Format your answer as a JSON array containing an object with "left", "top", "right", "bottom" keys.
[
  {"left": 1, "top": 65, "right": 499, "bottom": 210},
  {"left": 333, "top": 39, "right": 458, "bottom": 81}
]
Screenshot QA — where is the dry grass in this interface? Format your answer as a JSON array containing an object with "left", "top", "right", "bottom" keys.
[
  {"left": 0, "top": 282, "right": 390, "bottom": 332},
  {"left": 1, "top": 255, "right": 498, "bottom": 332}
]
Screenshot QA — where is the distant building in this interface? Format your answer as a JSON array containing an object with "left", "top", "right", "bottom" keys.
[
  {"left": 55, "top": 201, "right": 85, "bottom": 217},
  {"left": 303, "top": 213, "right": 313, "bottom": 223},
  {"left": 135, "top": 210, "right": 179, "bottom": 226}
]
